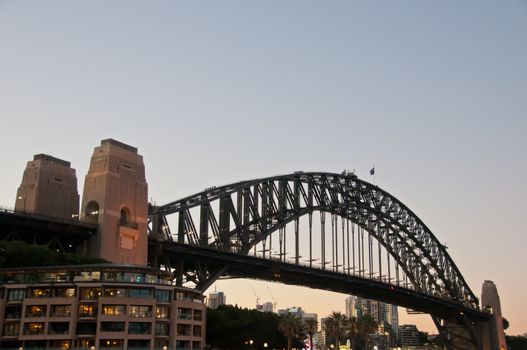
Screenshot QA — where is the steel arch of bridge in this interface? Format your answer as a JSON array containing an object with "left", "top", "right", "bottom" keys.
[{"left": 149, "top": 172, "right": 478, "bottom": 311}]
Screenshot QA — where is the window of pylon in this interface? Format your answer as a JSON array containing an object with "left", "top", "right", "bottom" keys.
[
  {"left": 85, "top": 201, "right": 100, "bottom": 223},
  {"left": 120, "top": 207, "right": 131, "bottom": 225}
]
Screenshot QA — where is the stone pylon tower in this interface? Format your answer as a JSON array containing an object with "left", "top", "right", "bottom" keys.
[
  {"left": 480, "top": 280, "right": 508, "bottom": 350},
  {"left": 80, "top": 139, "right": 148, "bottom": 265},
  {"left": 15, "top": 154, "right": 79, "bottom": 219}
]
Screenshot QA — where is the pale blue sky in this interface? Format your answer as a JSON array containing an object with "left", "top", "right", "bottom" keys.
[{"left": 1, "top": 1, "right": 526, "bottom": 334}]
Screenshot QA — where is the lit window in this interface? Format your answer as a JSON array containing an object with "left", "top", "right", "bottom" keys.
[
  {"left": 24, "top": 322, "right": 44, "bottom": 335},
  {"left": 51, "top": 305, "right": 71, "bottom": 317},
  {"left": 79, "top": 287, "right": 101, "bottom": 300},
  {"left": 103, "top": 288, "right": 126, "bottom": 297},
  {"left": 102, "top": 305, "right": 126, "bottom": 315},
  {"left": 78, "top": 304, "right": 97, "bottom": 317},
  {"left": 30, "top": 288, "right": 51, "bottom": 298},
  {"left": 156, "top": 306, "right": 169, "bottom": 319},
  {"left": 54, "top": 287, "right": 76, "bottom": 298},
  {"left": 25, "top": 305, "right": 46, "bottom": 317},
  {"left": 129, "top": 305, "right": 152, "bottom": 318}
]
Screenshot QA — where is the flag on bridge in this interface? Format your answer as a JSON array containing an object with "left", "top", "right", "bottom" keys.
[{"left": 370, "top": 167, "right": 375, "bottom": 176}]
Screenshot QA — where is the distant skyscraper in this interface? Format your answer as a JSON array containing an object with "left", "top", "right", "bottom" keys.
[
  {"left": 365, "top": 299, "right": 380, "bottom": 323},
  {"left": 345, "top": 295, "right": 399, "bottom": 342},
  {"left": 207, "top": 291, "right": 226, "bottom": 309},
  {"left": 345, "top": 295, "right": 361, "bottom": 318},
  {"left": 384, "top": 304, "right": 399, "bottom": 340}
]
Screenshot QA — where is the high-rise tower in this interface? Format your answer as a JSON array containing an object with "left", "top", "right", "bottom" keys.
[
  {"left": 80, "top": 139, "right": 148, "bottom": 265},
  {"left": 15, "top": 154, "right": 79, "bottom": 219}
]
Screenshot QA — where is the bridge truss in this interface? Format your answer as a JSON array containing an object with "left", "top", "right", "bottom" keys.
[{"left": 148, "top": 172, "right": 487, "bottom": 349}]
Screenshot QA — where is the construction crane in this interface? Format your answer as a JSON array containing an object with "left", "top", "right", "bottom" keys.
[
  {"left": 266, "top": 286, "right": 278, "bottom": 312},
  {"left": 250, "top": 286, "right": 261, "bottom": 308}
]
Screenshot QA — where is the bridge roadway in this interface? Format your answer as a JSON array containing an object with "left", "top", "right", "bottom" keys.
[
  {"left": 0, "top": 209, "right": 96, "bottom": 249},
  {"left": 152, "top": 239, "right": 490, "bottom": 322},
  {"left": 0, "top": 209, "right": 490, "bottom": 323}
]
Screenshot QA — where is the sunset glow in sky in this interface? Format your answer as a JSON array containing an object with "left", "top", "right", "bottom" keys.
[{"left": 0, "top": 1, "right": 526, "bottom": 335}]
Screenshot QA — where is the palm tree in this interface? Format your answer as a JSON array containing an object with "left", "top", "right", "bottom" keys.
[
  {"left": 345, "top": 316, "right": 358, "bottom": 350},
  {"left": 303, "top": 318, "right": 318, "bottom": 350},
  {"left": 324, "top": 311, "right": 347, "bottom": 348},
  {"left": 357, "top": 314, "right": 377, "bottom": 350},
  {"left": 279, "top": 312, "right": 302, "bottom": 350}
]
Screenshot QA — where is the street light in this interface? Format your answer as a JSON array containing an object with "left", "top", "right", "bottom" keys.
[{"left": 263, "top": 343, "right": 268, "bottom": 349}]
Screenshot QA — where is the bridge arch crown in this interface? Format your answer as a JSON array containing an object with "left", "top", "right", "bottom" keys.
[{"left": 149, "top": 172, "right": 478, "bottom": 310}]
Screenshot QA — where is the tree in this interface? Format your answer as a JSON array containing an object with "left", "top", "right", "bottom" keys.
[
  {"left": 324, "top": 311, "right": 347, "bottom": 348},
  {"left": 279, "top": 312, "right": 302, "bottom": 350},
  {"left": 0, "top": 240, "right": 107, "bottom": 267},
  {"left": 303, "top": 318, "right": 318, "bottom": 350},
  {"left": 207, "top": 304, "right": 287, "bottom": 350},
  {"left": 357, "top": 315, "right": 377, "bottom": 350},
  {"left": 505, "top": 334, "right": 527, "bottom": 350},
  {"left": 345, "top": 316, "right": 359, "bottom": 350}
]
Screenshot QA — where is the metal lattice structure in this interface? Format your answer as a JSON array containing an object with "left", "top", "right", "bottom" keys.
[{"left": 149, "top": 172, "right": 479, "bottom": 311}]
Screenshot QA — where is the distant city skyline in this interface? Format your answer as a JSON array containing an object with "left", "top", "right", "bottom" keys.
[{"left": 1, "top": 0, "right": 526, "bottom": 335}]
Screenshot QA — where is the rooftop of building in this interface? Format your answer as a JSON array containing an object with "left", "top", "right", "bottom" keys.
[
  {"left": 0, "top": 263, "right": 191, "bottom": 288},
  {"left": 101, "top": 138, "right": 138, "bottom": 153},
  {"left": 33, "top": 154, "right": 71, "bottom": 167}
]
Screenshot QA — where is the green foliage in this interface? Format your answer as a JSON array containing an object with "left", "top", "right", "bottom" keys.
[
  {"left": 506, "top": 335, "right": 527, "bottom": 350},
  {"left": 324, "top": 311, "right": 347, "bottom": 346},
  {"left": 323, "top": 312, "right": 379, "bottom": 350},
  {"left": 357, "top": 314, "right": 377, "bottom": 349},
  {"left": 0, "top": 240, "right": 107, "bottom": 267},
  {"left": 206, "top": 305, "right": 289, "bottom": 350},
  {"left": 279, "top": 312, "right": 303, "bottom": 350}
]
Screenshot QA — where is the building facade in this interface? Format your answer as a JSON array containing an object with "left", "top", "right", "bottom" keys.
[
  {"left": 398, "top": 324, "right": 420, "bottom": 347},
  {"left": 260, "top": 302, "right": 273, "bottom": 313},
  {"left": 0, "top": 265, "right": 206, "bottom": 350}
]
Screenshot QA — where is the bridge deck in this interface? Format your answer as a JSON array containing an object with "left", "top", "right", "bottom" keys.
[
  {"left": 154, "top": 240, "right": 490, "bottom": 322},
  {"left": 0, "top": 209, "right": 97, "bottom": 248}
]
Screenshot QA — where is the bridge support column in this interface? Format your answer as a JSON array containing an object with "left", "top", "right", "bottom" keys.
[
  {"left": 434, "top": 316, "right": 479, "bottom": 350},
  {"left": 80, "top": 139, "right": 148, "bottom": 265},
  {"left": 477, "top": 280, "right": 507, "bottom": 350}
]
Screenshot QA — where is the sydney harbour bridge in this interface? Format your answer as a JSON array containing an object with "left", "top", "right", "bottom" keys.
[
  {"left": 146, "top": 171, "right": 498, "bottom": 349},
  {"left": 0, "top": 154, "right": 507, "bottom": 350}
]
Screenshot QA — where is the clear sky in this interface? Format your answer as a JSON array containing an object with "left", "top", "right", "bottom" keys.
[{"left": 1, "top": 0, "right": 526, "bottom": 335}]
